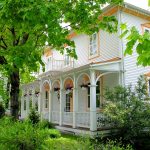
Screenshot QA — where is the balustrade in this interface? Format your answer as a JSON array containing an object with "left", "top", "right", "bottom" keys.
[
  {"left": 63, "top": 112, "right": 73, "bottom": 126},
  {"left": 51, "top": 111, "right": 60, "bottom": 124},
  {"left": 76, "top": 112, "right": 90, "bottom": 128}
]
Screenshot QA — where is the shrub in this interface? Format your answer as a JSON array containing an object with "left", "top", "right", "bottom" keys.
[
  {"left": 0, "top": 117, "right": 50, "bottom": 150},
  {"left": 104, "top": 76, "right": 150, "bottom": 141},
  {"left": 42, "top": 137, "right": 133, "bottom": 150},
  {"left": 47, "top": 129, "right": 61, "bottom": 138},
  {"left": 28, "top": 108, "right": 40, "bottom": 124},
  {"left": 38, "top": 119, "right": 54, "bottom": 129},
  {"left": 0, "top": 102, "right": 5, "bottom": 118}
]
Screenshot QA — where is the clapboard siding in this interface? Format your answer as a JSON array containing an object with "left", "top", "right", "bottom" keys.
[{"left": 121, "top": 12, "right": 150, "bottom": 87}]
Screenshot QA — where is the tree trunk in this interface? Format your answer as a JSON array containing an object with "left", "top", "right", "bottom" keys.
[{"left": 10, "top": 68, "right": 20, "bottom": 119}]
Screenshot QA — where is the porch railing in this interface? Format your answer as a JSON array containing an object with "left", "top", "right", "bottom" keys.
[
  {"left": 51, "top": 111, "right": 59, "bottom": 124},
  {"left": 76, "top": 112, "right": 90, "bottom": 128},
  {"left": 43, "top": 112, "right": 49, "bottom": 120},
  {"left": 63, "top": 112, "right": 73, "bottom": 126}
]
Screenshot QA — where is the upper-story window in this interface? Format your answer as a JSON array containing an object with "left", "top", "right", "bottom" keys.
[
  {"left": 89, "top": 33, "right": 99, "bottom": 58},
  {"left": 64, "top": 54, "right": 70, "bottom": 66},
  {"left": 64, "top": 47, "right": 71, "bottom": 66}
]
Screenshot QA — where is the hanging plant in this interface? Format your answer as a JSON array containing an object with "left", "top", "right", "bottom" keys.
[
  {"left": 54, "top": 87, "right": 60, "bottom": 92},
  {"left": 24, "top": 93, "right": 27, "bottom": 97},
  {"left": 35, "top": 91, "right": 40, "bottom": 97}
]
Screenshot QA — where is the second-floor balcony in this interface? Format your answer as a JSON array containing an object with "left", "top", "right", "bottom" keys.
[{"left": 43, "top": 58, "right": 75, "bottom": 73}]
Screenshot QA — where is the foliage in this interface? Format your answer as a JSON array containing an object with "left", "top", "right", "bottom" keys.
[
  {"left": 28, "top": 108, "right": 40, "bottom": 125},
  {"left": 0, "top": 117, "right": 50, "bottom": 150},
  {"left": 104, "top": 76, "right": 150, "bottom": 141},
  {"left": 0, "top": 0, "right": 123, "bottom": 118},
  {"left": 47, "top": 129, "right": 61, "bottom": 138},
  {"left": 120, "top": 23, "right": 150, "bottom": 66},
  {"left": 42, "top": 137, "right": 132, "bottom": 150},
  {"left": 38, "top": 119, "right": 54, "bottom": 129},
  {"left": 0, "top": 116, "right": 133, "bottom": 150},
  {"left": 0, "top": 102, "right": 5, "bottom": 118}
]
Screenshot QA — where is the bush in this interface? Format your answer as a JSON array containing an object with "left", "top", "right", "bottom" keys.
[
  {"left": 104, "top": 76, "right": 150, "bottom": 142},
  {"left": 0, "top": 117, "right": 50, "bottom": 150},
  {"left": 42, "top": 137, "right": 133, "bottom": 150},
  {"left": 0, "top": 102, "right": 5, "bottom": 118},
  {"left": 38, "top": 119, "right": 54, "bottom": 129},
  {"left": 47, "top": 129, "right": 61, "bottom": 138},
  {"left": 28, "top": 108, "right": 40, "bottom": 124}
]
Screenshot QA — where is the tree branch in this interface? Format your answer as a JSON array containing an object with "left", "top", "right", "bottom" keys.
[
  {"left": 0, "top": 45, "right": 7, "bottom": 50},
  {"left": 21, "top": 33, "right": 29, "bottom": 45},
  {"left": 1, "top": 36, "right": 7, "bottom": 48},
  {"left": 0, "top": 56, "right": 7, "bottom": 64}
]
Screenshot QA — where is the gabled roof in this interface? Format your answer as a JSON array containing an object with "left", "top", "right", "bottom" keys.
[{"left": 102, "top": 2, "right": 150, "bottom": 21}]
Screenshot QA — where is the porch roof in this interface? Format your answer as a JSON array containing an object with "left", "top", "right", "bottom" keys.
[{"left": 39, "top": 57, "right": 122, "bottom": 79}]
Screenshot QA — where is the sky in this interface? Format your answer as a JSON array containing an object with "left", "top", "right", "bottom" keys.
[{"left": 125, "top": 0, "right": 150, "bottom": 10}]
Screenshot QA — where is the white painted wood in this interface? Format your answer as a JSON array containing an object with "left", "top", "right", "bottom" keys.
[
  {"left": 59, "top": 78, "right": 63, "bottom": 126},
  {"left": 121, "top": 11, "right": 150, "bottom": 88},
  {"left": 90, "top": 70, "right": 97, "bottom": 131},
  {"left": 49, "top": 90, "right": 52, "bottom": 122}
]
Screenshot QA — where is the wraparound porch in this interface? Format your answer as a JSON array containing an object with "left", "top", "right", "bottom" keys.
[{"left": 21, "top": 60, "right": 123, "bottom": 133}]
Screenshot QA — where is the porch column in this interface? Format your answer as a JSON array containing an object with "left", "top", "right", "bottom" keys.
[
  {"left": 49, "top": 90, "right": 52, "bottom": 122},
  {"left": 90, "top": 69, "right": 97, "bottom": 131},
  {"left": 73, "top": 74, "right": 78, "bottom": 128},
  {"left": 59, "top": 77, "right": 64, "bottom": 126}
]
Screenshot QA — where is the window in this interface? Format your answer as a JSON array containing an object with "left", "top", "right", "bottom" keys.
[
  {"left": 24, "top": 99, "right": 26, "bottom": 110},
  {"left": 64, "top": 54, "right": 70, "bottom": 66},
  {"left": 88, "top": 81, "right": 100, "bottom": 108},
  {"left": 45, "top": 91, "right": 49, "bottom": 108},
  {"left": 46, "top": 56, "right": 52, "bottom": 71},
  {"left": 65, "top": 93, "right": 72, "bottom": 112},
  {"left": 89, "top": 33, "right": 98, "bottom": 58}
]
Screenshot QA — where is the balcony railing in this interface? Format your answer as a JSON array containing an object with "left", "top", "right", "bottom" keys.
[{"left": 45, "top": 59, "right": 74, "bottom": 72}]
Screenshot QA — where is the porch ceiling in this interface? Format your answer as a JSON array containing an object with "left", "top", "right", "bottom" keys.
[{"left": 90, "top": 61, "right": 122, "bottom": 72}]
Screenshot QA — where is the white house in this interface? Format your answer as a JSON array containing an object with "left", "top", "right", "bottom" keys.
[{"left": 21, "top": 3, "right": 150, "bottom": 136}]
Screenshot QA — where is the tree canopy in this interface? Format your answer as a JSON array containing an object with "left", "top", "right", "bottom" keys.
[{"left": 0, "top": 0, "right": 123, "bottom": 118}]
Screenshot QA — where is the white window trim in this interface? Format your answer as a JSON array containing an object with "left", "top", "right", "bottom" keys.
[
  {"left": 64, "top": 48, "right": 71, "bottom": 67},
  {"left": 88, "top": 32, "right": 99, "bottom": 59}
]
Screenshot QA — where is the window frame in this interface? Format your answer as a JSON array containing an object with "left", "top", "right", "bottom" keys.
[
  {"left": 88, "top": 32, "right": 99, "bottom": 59},
  {"left": 24, "top": 99, "right": 26, "bottom": 111},
  {"left": 64, "top": 54, "right": 70, "bottom": 66},
  {"left": 45, "top": 91, "right": 49, "bottom": 109}
]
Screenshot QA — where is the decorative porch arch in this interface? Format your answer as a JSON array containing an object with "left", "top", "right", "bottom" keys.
[
  {"left": 42, "top": 79, "right": 52, "bottom": 90},
  {"left": 76, "top": 73, "right": 90, "bottom": 86},
  {"left": 63, "top": 77, "right": 74, "bottom": 89},
  {"left": 52, "top": 80, "right": 60, "bottom": 88},
  {"left": 96, "top": 72, "right": 113, "bottom": 83}
]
